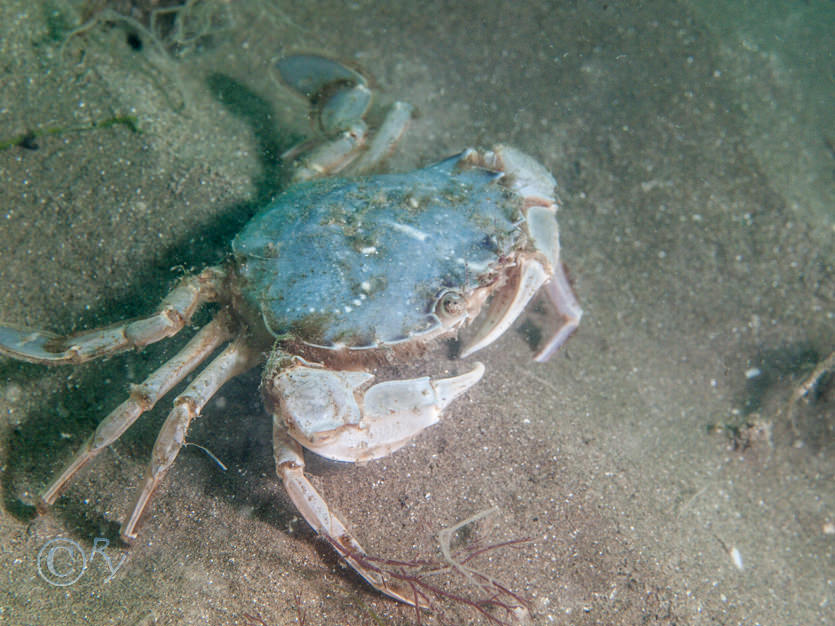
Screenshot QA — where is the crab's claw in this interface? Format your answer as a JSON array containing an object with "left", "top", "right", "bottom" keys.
[
  {"left": 268, "top": 355, "right": 484, "bottom": 605},
  {"left": 267, "top": 357, "right": 485, "bottom": 462},
  {"left": 459, "top": 145, "right": 582, "bottom": 362}
]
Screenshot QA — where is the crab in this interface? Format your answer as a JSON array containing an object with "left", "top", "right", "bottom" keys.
[{"left": 0, "top": 55, "right": 581, "bottom": 604}]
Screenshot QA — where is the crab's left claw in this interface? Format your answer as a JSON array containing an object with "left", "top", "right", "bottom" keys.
[{"left": 268, "top": 358, "right": 484, "bottom": 604}]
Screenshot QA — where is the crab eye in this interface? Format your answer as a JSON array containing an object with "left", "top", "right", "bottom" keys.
[{"left": 435, "top": 290, "right": 466, "bottom": 321}]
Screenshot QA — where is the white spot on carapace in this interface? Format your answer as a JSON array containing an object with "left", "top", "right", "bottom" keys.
[
  {"left": 385, "top": 220, "right": 429, "bottom": 241},
  {"left": 454, "top": 257, "right": 491, "bottom": 272},
  {"left": 361, "top": 281, "right": 371, "bottom": 292},
  {"left": 360, "top": 246, "right": 377, "bottom": 255}
]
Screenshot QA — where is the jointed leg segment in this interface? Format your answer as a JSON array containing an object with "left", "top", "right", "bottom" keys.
[
  {"left": 0, "top": 265, "right": 265, "bottom": 542},
  {"left": 534, "top": 261, "right": 583, "bottom": 362},
  {"left": 0, "top": 266, "right": 225, "bottom": 364},
  {"left": 274, "top": 427, "right": 424, "bottom": 606},
  {"left": 38, "top": 312, "right": 234, "bottom": 511},
  {"left": 269, "top": 359, "right": 485, "bottom": 604},
  {"left": 122, "top": 336, "right": 261, "bottom": 540}
]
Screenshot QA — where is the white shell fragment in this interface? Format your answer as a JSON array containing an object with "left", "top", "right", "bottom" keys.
[{"left": 730, "top": 546, "right": 744, "bottom": 570}]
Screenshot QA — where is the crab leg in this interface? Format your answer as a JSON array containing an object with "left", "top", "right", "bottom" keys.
[
  {"left": 288, "top": 122, "right": 368, "bottom": 182},
  {"left": 39, "top": 314, "right": 234, "bottom": 510},
  {"left": 533, "top": 261, "right": 583, "bottom": 362},
  {"left": 460, "top": 257, "right": 548, "bottom": 358},
  {"left": 277, "top": 54, "right": 412, "bottom": 181},
  {"left": 121, "top": 336, "right": 261, "bottom": 541},
  {"left": 271, "top": 362, "right": 484, "bottom": 604},
  {"left": 274, "top": 428, "right": 426, "bottom": 606},
  {"left": 0, "top": 266, "right": 225, "bottom": 364},
  {"left": 349, "top": 101, "right": 414, "bottom": 174}
]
